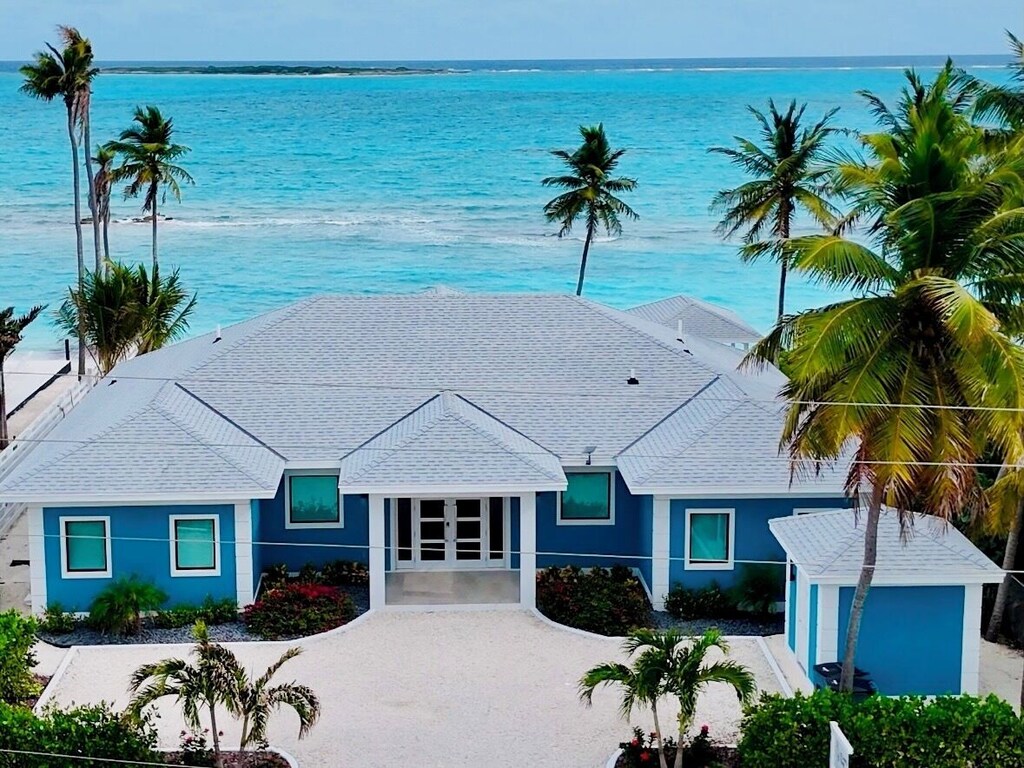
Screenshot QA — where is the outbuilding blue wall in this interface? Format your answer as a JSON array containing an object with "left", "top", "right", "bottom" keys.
[
  {"left": 807, "top": 584, "right": 819, "bottom": 671},
  {"left": 668, "top": 497, "right": 846, "bottom": 590},
  {"left": 838, "top": 584, "right": 965, "bottom": 695},
  {"left": 536, "top": 472, "right": 644, "bottom": 570},
  {"left": 787, "top": 569, "right": 798, "bottom": 651},
  {"left": 43, "top": 504, "right": 236, "bottom": 611},
  {"left": 255, "top": 481, "right": 369, "bottom": 571}
]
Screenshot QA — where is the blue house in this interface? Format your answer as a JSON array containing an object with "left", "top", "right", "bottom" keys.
[
  {"left": 771, "top": 510, "right": 1003, "bottom": 696},
  {"left": 0, "top": 290, "right": 851, "bottom": 614}
]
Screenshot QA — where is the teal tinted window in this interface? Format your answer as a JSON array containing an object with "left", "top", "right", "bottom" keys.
[
  {"left": 174, "top": 518, "right": 217, "bottom": 570},
  {"left": 561, "top": 472, "right": 611, "bottom": 520},
  {"left": 64, "top": 520, "right": 108, "bottom": 572},
  {"left": 289, "top": 475, "right": 340, "bottom": 523},
  {"left": 689, "top": 513, "right": 730, "bottom": 562}
]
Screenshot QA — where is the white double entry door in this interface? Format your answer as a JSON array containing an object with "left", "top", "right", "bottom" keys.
[{"left": 411, "top": 497, "right": 495, "bottom": 569}]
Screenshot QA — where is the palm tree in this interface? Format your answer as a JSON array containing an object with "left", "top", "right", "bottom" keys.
[
  {"left": 975, "top": 31, "right": 1024, "bottom": 135},
  {"left": 580, "top": 628, "right": 675, "bottom": 768},
  {"left": 710, "top": 100, "right": 838, "bottom": 321},
  {"left": 984, "top": 469, "right": 1024, "bottom": 642},
  {"left": 0, "top": 306, "right": 46, "bottom": 450},
  {"left": 54, "top": 261, "right": 196, "bottom": 375},
  {"left": 747, "top": 63, "right": 1024, "bottom": 693},
  {"left": 129, "top": 622, "right": 320, "bottom": 767},
  {"left": 660, "top": 629, "right": 755, "bottom": 768},
  {"left": 20, "top": 26, "right": 99, "bottom": 377},
  {"left": 106, "top": 106, "right": 194, "bottom": 272},
  {"left": 92, "top": 145, "right": 116, "bottom": 262},
  {"left": 128, "top": 623, "right": 240, "bottom": 768},
  {"left": 231, "top": 646, "right": 320, "bottom": 751},
  {"left": 543, "top": 124, "right": 638, "bottom": 296}
]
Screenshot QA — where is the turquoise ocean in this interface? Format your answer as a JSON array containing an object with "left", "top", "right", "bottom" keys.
[{"left": 0, "top": 56, "right": 1009, "bottom": 349}]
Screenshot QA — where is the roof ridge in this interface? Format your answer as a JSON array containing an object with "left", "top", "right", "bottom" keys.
[
  {"left": 153, "top": 395, "right": 280, "bottom": 490},
  {"left": 918, "top": 514, "right": 999, "bottom": 570},
  {"left": 569, "top": 296, "right": 725, "bottom": 378},
  {"left": 616, "top": 375, "right": 725, "bottom": 457},
  {"left": 630, "top": 294, "right": 758, "bottom": 336},
  {"left": 182, "top": 296, "right": 323, "bottom": 380},
  {"left": 814, "top": 514, "right": 874, "bottom": 575},
  {"left": 173, "top": 383, "right": 287, "bottom": 460},
  {"left": 447, "top": 394, "right": 563, "bottom": 481},
  {"left": 339, "top": 392, "right": 443, "bottom": 462}
]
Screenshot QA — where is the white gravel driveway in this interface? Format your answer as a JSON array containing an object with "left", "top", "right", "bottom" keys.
[{"left": 41, "top": 610, "right": 783, "bottom": 768}]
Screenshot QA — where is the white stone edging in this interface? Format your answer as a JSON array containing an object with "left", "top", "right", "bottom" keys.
[
  {"left": 754, "top": 635, "right": 793, "bottom": 697},
  {"left": 606, "top": 748, "right": 622, "bottom": 768},
  {"left": 33, "top": 646, "right": 77, "bottom": 714}
]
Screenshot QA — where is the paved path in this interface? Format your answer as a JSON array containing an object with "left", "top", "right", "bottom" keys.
[{"left": 41, "top": 610, "right": 783, "bottom": 767}]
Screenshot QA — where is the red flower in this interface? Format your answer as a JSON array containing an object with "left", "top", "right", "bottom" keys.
[
  {"left": 701, "top": 724, "right": 710, "bottom": 734},
  {"left": 640, "top": 751, "right": 651, "bottom": 762},
  {"left": 630, "top": 738, "right": 640, "bottom": 747}
]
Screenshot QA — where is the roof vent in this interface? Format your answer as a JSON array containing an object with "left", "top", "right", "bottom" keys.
[
  {"left": 627, "top": 368, "right": 640, "bottom": 386},
  {"left": 213, "top": 324, "right": 222, "bottom": 343},
  {"left": 677, "top": 319, "right": 691, "bottom": 354}
]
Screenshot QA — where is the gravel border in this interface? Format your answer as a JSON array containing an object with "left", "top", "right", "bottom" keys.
[
  {"left": 39, "top": 585, "right": 370, "bottom": 647},
  {"left": 651, "top": 610, "right": 784, "bottom": 636}
]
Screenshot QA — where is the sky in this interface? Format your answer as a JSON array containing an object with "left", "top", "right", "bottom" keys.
[{"left": 0, "top": 0, "right": 1020, "bottom": 61}]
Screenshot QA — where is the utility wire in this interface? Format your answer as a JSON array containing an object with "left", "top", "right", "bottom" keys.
[{"left": 0, "top": 748, "right": 212, "bottom": 768}]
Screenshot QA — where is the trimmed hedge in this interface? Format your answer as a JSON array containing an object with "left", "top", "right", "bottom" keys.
[
  {"left": 0, "top": 701, "right": 159, "bottom": 767},
  {"left": 0, "top": 610, "right": 39, "bottom": 706},
  {"left": 738, "top": 689, "right": 1024, "bottom": 768},
  {"left": 536, "top": 565, "right": 650, "bottom": 636}
]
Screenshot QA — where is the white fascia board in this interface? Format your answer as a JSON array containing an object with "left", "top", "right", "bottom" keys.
[
  {"left": 8, "top": 494, "right": 265, "bottom": 507},
  {"left": 807, "top": 572, "right": 1004, "bottom": 586},
  {"left": 624, "top": 486, "right": 848, "bottom": 499},
  {"left": 338, "top": 481, "right": 567, "bottom": 495},
  {"left": 284, "top": 460, "right": 344, "bottom": 470}
]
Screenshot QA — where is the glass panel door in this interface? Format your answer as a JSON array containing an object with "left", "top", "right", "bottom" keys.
[
  {"left": 453, "top": 499, "right": 484, "bottom": 563},
  {"left": 417, "top": 499, "right": 447, "bottom": 562}
]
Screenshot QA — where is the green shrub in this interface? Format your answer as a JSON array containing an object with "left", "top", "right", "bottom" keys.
[
  {"left": 39, "top": 603, "right": 77, "bottom": 635},
  {"left": 296, "top": 562, "right": 322, "bottom": 584},
  {"left": 262, "top": 563, "right": 290, "bottom": 590},
  {"left": 663, "top": 581, "right": 737, "bottom": 620},
  {"left": 738, "top": 689, "right": 1024, "bottom": 768},
  {"left": 153, "top": 596, "right": 238, "bottom": 629},
  {"left": 0, "top": 610, "right": 40, "bottom": 706},
  {"left": 0, "top": 701, "right": 159, "bottom": 766},
  {"left": 88, "top": 576, "right": 167, "bottom": 636},
  {"left": 320, "top": 559, "right": 370, "bottom": 586},
  {"left": 242, "top": 583, "right": 354, "bottom": 640},
  {"left": 730, "top": 563, "right": 785, "bottom": 615},
  {"left": 536, "top": 565, "right": 650, "bottom": 636}
]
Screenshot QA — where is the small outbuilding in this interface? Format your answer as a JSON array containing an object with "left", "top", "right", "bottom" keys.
[{"left": 770, "top": 509, "right": 1003, "bottom": 696}]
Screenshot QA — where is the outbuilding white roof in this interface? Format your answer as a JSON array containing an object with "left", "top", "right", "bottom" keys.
[
  {"left": 0, "top": 290, "right": 844, "bottom": 503},
  {"left": 627, "top": 294, "right": 762, "bottom": 347},
  {"left": 770, "top": 509, "right": 1003, "bottom": 584}
]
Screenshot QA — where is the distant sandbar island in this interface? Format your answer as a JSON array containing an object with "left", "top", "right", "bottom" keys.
[{"left": 100, "top": 64, "right": 449, "bottom": 76}]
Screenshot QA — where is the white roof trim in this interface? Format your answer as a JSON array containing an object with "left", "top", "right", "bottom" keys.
[
  {"left": 806, "top": 573, "right": 1003, "bottom": 586},
  {"left": 338, "top": 481, "right": 567, "bottom": 495},
  {"left": 1, "top": 491, "right": 275, "bottom": 505},
  {"left": 622, "top": 485, "right": 848, "bottom": 499}
]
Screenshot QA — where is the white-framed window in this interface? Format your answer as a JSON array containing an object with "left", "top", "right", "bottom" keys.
[
  {"left": 60, "top": 516, "right": 112, "bottom": 579},
  {"left": 557, "top": 469, "right": 615, "bottom": 525},
  {"left": 284, "top": 472, "right": 343, "bottom": 529},
  {"left": 169, "top": 515, "right": 221, "bottom": 577},
  {"left": 684, "top": 508, "right": 735, "bottom": 570}
]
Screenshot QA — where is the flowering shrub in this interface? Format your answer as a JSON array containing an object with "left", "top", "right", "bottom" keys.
[
  {"left": 175, "top": 729, "right": 217, "bottom": 767},
  {"left": 536, "top": 565, "right": 650, "bottom": 636},
  {"left": 243, "top": 583, "right": 354, "bottom": 640},
  {"left": 663, "top": 581, "right": 737, "bottom": 620},
  {"left": 320, "top": 559, "right": 370, "bottom": 586},
  {"left": 617, "top": 725, "right": 717, "bottom": 768}
]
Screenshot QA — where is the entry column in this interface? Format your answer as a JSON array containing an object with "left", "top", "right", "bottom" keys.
[
  {"left": 369, "top": 494, "right": 386, "bottom": 609},
  {"left": 519, "top": 491, "right": 537, "bottom": 607}
]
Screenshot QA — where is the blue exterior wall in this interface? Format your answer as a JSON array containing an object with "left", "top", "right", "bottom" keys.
[
  {"left": 838, "top": 585, "right": 965, "bottom": 695},
  {"left": 807, "top": 584, "right": 819, "bottom": 671},
  {"left": 43, "top": 504, "right": 236, "bottom": 611},
  {"left": 255, "top": 480, "right": 369, "bottom": 571},
  {"left": 668, "top": 497, "right": 847, "bottom": 590},
  {"left": 536, "top": 472, "right": 644, "bottom": 570},
  {"left": 636, "top": 495, "right": 653, "bottom": 595}
]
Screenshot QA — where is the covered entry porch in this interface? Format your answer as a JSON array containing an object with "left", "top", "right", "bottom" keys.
[{"left": 337, "top": 390, "right": 567, "bottom": 609}]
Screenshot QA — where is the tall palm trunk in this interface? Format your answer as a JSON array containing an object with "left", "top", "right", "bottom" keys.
[
  {"left": 0, "top": 361, "right": 9, "bottom": 450},
  {"left": 151, "top": 181, "right": 159, "bottom": 273},
  {"left": 986, "top": 498, "right": 1023, "bottom": 641},
  {"left": 102, "top": 212, "right": 110, "bottom": 262},
  {"left": 673, "top": 713, "right": 689, "bottom": 768},
  {"left": 82, "top": 117, "right": 102, "bottom": 272},
  {"left": 66, "top": 105, "right": 86, "bottom": 377},
  {"left": 650, "top": 703, "right": 669, "bottom": 768},
  {"left": 576, "top": 216, "right": 596, "bottom": 296},
  {"left": 209, "top": 703, "right": 223, "bottom": 768},
  {"left": 839, "top": 483, "right": 884, "bottom": 692},
  {"left": 776, "top": 202, "right": 792, "bottom": 322}
]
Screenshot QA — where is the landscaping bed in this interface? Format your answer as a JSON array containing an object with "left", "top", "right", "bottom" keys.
[{"left": 165, "top": 749, "right": 291, "bottom": 767}]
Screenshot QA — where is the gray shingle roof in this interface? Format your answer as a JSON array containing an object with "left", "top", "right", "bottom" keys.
[
  {"left": 769, "top": 509, "right": 1003, "bottom": 583},
  {"left": 337, "top": 391, "right": 565, "bottom": 492},
  {"left": 0, "top": 291, "right": 823, "bottom": 502},
  {"left": 627, "top": 295, "right": 762, "bottom": 346}
]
